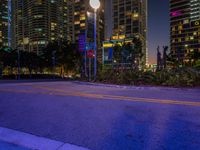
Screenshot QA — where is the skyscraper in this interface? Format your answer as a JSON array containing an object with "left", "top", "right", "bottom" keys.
[
  {"left": 112, "top": 0, "right": 148, "bottom": 65},
  {"left": 12, "top": 0, "right": 72, "bottom": 54},
  {"left": 170, "top": 0, "right": 200, "bottom": 63},
  {"left": 12, "top": 0, "right": 105, "bottom": 58},
  {"left": 0, "top": 0, "right": 11, "bottom": 48}
]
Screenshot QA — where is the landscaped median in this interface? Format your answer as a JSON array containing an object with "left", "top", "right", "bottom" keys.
[{"left": 96, "top": 67, "right": 200, "bottom": 87}]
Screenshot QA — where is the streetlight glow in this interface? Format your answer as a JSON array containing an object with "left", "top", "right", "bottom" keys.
[{"left": 89, "top": 0, "right": 100, "bottom": 10}]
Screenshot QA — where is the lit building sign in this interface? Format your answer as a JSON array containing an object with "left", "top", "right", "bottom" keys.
[
  {"left": 112, "top": 35, "right": 126, "bottom": 40},
  {"left": 103, "top": 39, "right": 132, "bottom": 48},
  {"left": 191, "top": 20, "right": 200, "bottom": 27},
  {"left": 102, "top": 38, "right": 133, "bottom": 64},
  {"left": 170, "top": 10, "right": 182, "bottom": 17}
]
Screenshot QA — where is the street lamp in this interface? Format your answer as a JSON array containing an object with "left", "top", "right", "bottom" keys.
[
  {"left": 89, "top": 0, "right": 100, "bottom": 81},
  {"left": 89, "top": 0, "right": 100, "bottom": 10}
]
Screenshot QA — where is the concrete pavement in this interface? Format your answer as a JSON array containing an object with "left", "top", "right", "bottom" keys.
[{"left": 0, "top": 81, "right": 200, "bottom": 150}]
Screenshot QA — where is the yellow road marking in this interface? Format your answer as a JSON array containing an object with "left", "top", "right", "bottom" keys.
[
  {"left": 1, "top": 85, "right": 199, "bottom": 107},
  {"left": 35, "top": 86, "right": 200, "bottom": 107}
]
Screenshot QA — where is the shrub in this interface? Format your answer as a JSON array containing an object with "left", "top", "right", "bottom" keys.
[{"left": 97, "top": 67, "right": 200, "bottom": 87}]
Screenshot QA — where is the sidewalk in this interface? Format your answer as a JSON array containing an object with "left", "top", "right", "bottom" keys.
[{"left": 0, "top": 127, "right": 90, "bottom": 150}]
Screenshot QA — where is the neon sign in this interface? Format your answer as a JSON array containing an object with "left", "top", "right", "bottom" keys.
[
  {"left": 78, "top": 34, "right": 86, "bottom": 52},
  {"left": 170, "top": 10, "right": 182, "bottom": 17}
]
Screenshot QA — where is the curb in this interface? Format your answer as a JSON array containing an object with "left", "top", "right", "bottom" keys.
[
  {"left": 0, "top": 127, "right": 90, "bottom": 150},
  {"left": 72, "top": 81, "right": 199, "bottom": 91}
]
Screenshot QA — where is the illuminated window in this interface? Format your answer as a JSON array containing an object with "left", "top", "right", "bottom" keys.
[
  {"left": 80, "top": 16, "right": 86, "bottom": 20},
  {"left": 74, "top": 12, "right": 79, "bottom": 15},
  {"left": 36, "top": 0, "right": 42, "bottom": 5},
  {"left": 183, "top": 19, "right": 189, "bottom": 24},
  {"left": 80, "top": 23, "right": 85, "bottom": 27},
  {"left": 34, "top": 15, "right": 43, "bottom": 19},
  {"left": 178, "top": 25, "right": 182, "bottom": 30},
  {"left": 74, "top": 21, "right": 80, "bottom": 25},
  {"left": 35, "top": 28, "right": 42, "bottom": 32}
]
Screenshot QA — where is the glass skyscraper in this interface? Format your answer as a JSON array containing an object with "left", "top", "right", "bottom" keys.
[
  {"left": 112, "top": 0, "right": 148, "bottom": 65},
  {"left": 11, "top": 0, "right": 105, "bottom": 58},
  {"left": 0, "top": 0, "right": 11, "bottom": 48},
  {"left": 170, "top": 0, "right": 200, "bottom": 64},
  {"left": 12, "top": 0, "right": 71, "bottom": 54}
]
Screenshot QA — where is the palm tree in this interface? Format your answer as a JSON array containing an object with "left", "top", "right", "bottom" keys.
[
  {"left": 112, "top": 43, "right": 122, "bottom": 64},
  {"left": 42, "top": 40, "right": 82, "bottom": 77},
  {"left": 20, "top": 51, "right": 43, "bottom": 78},
  {"left": 131, "top": 36, "right": 143, "bottom": 67}
]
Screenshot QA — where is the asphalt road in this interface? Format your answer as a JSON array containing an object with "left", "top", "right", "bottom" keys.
[
  {"left": 0, "top": 141, "right": 29, "bottom": 150},
  {"left": 0, "top": 81, "right": 200, "bottom": 150}
]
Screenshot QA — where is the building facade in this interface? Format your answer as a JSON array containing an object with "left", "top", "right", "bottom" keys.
[
  {"left": 0, "top": 0, "right": 11, "bottom": 48},
  {"left": 12, "top": 0, "right": 105, "bottom": 58},
  {"left": 170, "top": 0, "right": 200, "bottom": 63},
  {"left": 12, "top": 0, "right": 72, "bottom": 54},
  {"left": 112, "top": 0, "right": 148, "bottom": 65}
]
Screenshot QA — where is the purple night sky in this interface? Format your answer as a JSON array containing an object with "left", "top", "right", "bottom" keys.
[
  {"left": 148, "top": 0, "right": 169, "bottom": 64},
  {"left": 105, "top": 0, "right": 170, "bottom": 64}
]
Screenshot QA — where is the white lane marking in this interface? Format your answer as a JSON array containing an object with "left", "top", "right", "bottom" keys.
[{"left": 0, "top": 127, "right": 90, "bottom": 150}]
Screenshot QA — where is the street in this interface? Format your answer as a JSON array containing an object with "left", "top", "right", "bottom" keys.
[{"left": 0, "top": 81, "right": 200, "bottom": 150}]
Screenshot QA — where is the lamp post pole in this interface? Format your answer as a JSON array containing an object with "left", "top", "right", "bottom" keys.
[
  {"left": 89, "top": 0, "right": 100, "bottom": 81},
  {"left": 94, "top": 9, "right": 97, "bottom": 81}
]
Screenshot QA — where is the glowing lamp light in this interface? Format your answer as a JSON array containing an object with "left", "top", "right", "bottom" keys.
[{"left": 89, "top": 0, "right": 100, "bottom": 10}]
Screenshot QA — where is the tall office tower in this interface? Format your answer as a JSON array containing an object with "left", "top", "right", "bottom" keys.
[
  {"left": 112, "top": 0, "right": 148, "bottom": 65},
  {"left": 73, "top": 0, "right": 105, "bottom": 62},
  {"left": 12, "top": 0, "right": 72, "bottom": 54},
  {"left": 0, "top": 0, "right": 11, "bottom": 48},
  {"left": 170, "top": 0, "right": 200, "bottom": 63}
]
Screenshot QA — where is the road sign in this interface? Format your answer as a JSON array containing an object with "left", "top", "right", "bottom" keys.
[{"left": 87, "top": 50, "right": 95, "bottom": 58}]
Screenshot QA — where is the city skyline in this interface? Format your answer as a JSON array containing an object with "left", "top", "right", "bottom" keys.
[{"left": 2, "top": 0, "right": 198, "bottom": 65}]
